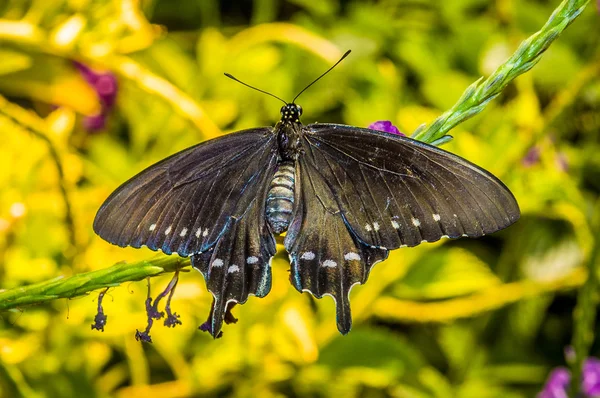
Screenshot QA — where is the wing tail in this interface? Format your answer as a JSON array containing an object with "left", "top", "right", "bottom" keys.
[
  {"left": 285, "top": 160, "right": 388, "bottom": 335},
  {"left": 191, "top": 200, "right": 276, "bottom": 338}
]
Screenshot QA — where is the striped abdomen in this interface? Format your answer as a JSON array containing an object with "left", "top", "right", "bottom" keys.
[{"left": 266, "top": 162, "right": 295, "bottom": 234}]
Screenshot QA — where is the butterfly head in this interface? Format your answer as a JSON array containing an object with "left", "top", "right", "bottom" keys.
[{"left": 280, "top": 103, "right": 302, "bottom": 125}]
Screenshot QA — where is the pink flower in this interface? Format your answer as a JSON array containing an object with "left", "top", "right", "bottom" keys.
[
  {"left": 538, "top": 368, "right": 570, "bottom": 398},
  {"left": 368, "top": 120, "right": 405, "bottom": 136},
  {"left": 539, "top": 358, "right": 600, "bottom": 398},
  {"left": 583, "top": 358, "right": 600, "bottom": 397},
  {"left": 74, "top": 61, "right": 118, "bottom": 132},
  {"left": 522, "top": 146, "right": 541, "bottom": 167}
]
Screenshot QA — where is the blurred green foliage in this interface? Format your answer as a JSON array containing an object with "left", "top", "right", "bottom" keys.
[{"left": 0, "top": 0, "right": 599, "bottom": 397}]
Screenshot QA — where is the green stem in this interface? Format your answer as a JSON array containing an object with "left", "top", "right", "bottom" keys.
[
  {"left": 0, "top": 256, "right": 190, "bottom": 310},
  {"left": 569, "top": 204, "right": 600, "bottom": 396},
  {"left": 413, "top": 0, "right": 590, "bottom": 145}
]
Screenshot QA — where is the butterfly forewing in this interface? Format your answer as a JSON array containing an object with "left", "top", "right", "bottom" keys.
[
  {"left": 93, "top": 128, "right": 278, "bottom": 257},
  {"left": 302, "top": 124, "right": 520, "bottom": 250}
]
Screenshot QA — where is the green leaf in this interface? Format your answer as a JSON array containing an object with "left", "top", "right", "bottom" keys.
[
  {"left": 318, "top": 328, "right": 425, "bottom": 373},
  {"left": 0, "top": 48, "right": 32, "bottom": 75},
  {"left": 0, "top": 54, "right": 100, "bottom": 115},
  {"left": 395, "top": 247, "right": 501, "bottom": 299}
]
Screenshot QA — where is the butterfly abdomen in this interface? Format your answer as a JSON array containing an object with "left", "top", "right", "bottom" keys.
[{"left": 266, "top": 161, "right": 295, "bottom": 234}]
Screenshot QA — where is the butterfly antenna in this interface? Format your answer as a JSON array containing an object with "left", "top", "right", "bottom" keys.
[
  {"left": 292, "top": 49, "right": 351, "bottom": 104},
  {"left": 224, "top": 73, "right": 288, "bottom": 105}
]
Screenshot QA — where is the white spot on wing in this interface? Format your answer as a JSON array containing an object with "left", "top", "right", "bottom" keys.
[
  {"left": 301, "top": 251, "right": 315, "bottom": 260},
  {"left": 365, "top": 224, "right": 372, "bottom": 232},
  {"left": 149, "top": 223, "right": 156, "bottom": 231},
  {"left": 322, "top": 259, "right": 337, "bottom": 268},
  {"left": 195, "top": 228, "right": 202, "bottom": 238},
  {"left": 212, "top": 258, "right": 224, "bottom": 267},
  {"left": 433, "top": 214, "right": 441, "bottom": 221},
  {"left": 411, "top": 217, "right": 421, "bottom": 227},
  {"left": 165, "top": 226, "right": 172, "bottom": 235},
  {"left": 246, "top": 256, "right": 259, "bottom": 264},
  {"left": 373, "top": 222, "right": 380, "bottom": 231},
  {"left": 179, "top": 228, "right": 188, "bottom": 237},
  {"left": 228, "top": 265, "right": 240, "bottom": 273},
  {"left": 202, "top": 228, "right": 209, "bottom": 237},
  {"left": 391, "top": 220, "right": 400, "bottom": 229},
  {"left": 344, "top": 252, "right": 361, "bottom": 261}
]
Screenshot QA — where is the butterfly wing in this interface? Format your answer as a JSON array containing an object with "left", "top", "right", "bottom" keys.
[
  {"left": 285, "top": 123, "right": 519, "bottom": 334},
  {"left": 302, "top": 124, "right": 520, "bottom": 250},
  {"left": 93, "top": 128, "right": 278, "bottom": 257},
  {"left": 191, "top": 190, "right": 276, "bottom": 338},
  {"left": 284, "top": 159, "right": 388, "bottom": 334},
  {"left": 94, "top": 128, "right": 279, "bottom": 338}
]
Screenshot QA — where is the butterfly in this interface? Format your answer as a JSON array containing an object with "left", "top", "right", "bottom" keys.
[{"left": 93, "top": 51, "right": 520, "bottom": 338}]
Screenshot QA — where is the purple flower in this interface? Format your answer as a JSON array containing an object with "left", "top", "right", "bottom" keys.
[
  {"left": 522, "top": 146, "right": 541, "bottom": 167},
  {"left": 368, "top": 120, "right": 405, "bottom": 136},
  {"left": 83, "top": 114, "right": 106, "bottom": 131},
  {"left": 583, "top": 358, "right": 600, "bottom": 397},
  {"left": 74, "top": 61, "right": 118, "bottom": 131},
  {"left": 74, "top": 61, "right": 98, "bottom": 85},
  {"left": 539, "top": 368, "right": 570, "bottom": 398},
  {"left": 539, "top": 358, "right": 600, "bottom": 398},
  {"left": 94, "top": 74, "right": 118, "bottom": 108},
  {"left": 522, "top": 145, "right": 569, "bottom": 171}
]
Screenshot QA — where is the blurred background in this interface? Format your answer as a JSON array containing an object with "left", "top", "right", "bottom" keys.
[{"left": 0, "top": 0, "right": 599, "bottom": 397}]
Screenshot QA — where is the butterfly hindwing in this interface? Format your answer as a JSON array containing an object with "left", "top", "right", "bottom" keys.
[
  {"left": 191, "top": 193, "right": 276, "bottom": 338},
  {"left": 93, "top": 128, "right": 278, "bottom": 257},
  {"left": 284, "top": 159, "right": 388, "bottom": 334},
  {"left": 302, "top": 124, "right": 520, "bottom": 250}
]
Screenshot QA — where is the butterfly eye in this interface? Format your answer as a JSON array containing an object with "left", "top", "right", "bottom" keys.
[
  {"left": 280, "top": 106, "right": 286, "bottom": 116},
  {"left": 296, "top": 105, "right": 303, "bottom": 115}
]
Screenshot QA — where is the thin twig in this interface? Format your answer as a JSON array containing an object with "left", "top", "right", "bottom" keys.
[{"left": 569, "top": 210, "right": 600, "bottom": 395}]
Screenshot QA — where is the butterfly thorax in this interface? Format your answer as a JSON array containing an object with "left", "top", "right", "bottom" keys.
[{"left": 276, "top": 103, "right": 303, "bottom": 161}]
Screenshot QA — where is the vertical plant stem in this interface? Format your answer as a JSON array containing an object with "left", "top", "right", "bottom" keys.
[{"left": 569, "top": 199, "right": 600, "bottom": 395}]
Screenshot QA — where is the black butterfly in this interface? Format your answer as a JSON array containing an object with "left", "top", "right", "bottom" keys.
[{"left": 94, "top": 51, "right": 520, "bottom": 338}]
